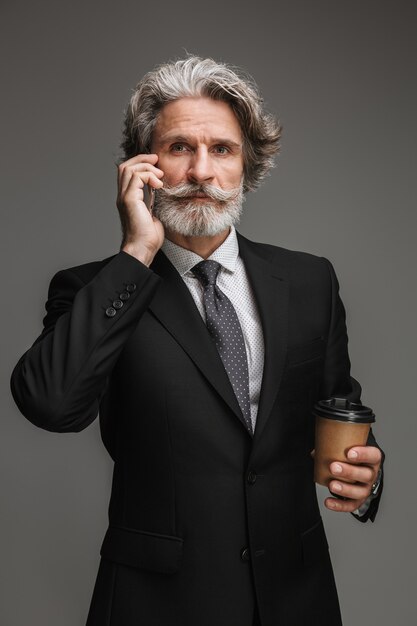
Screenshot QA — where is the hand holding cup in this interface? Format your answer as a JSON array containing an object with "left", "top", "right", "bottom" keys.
[{"left": 312, "top": 398, "right": 382, "bottom": 513}]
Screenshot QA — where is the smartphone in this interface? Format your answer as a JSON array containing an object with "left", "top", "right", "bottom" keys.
[{"left": 143, "top": 184, "right": 155, "bottom": 213}]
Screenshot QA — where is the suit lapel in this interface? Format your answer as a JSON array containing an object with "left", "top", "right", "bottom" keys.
[
  {"left": 237, "top": 233, "right": 289, "bottom": 444},
  {"left": 148, "top": 250, "right": 249, "bottom": 433}
]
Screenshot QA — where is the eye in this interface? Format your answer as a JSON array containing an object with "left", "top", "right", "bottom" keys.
[
  {"left": 213, "top": 145, "right": 229, "bottom": 155},
  {"left": 171, "top": 143, "right": 188, "bottom": 153}
]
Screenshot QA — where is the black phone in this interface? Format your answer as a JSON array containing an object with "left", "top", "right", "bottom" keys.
[{"left": 143, "top": 184, "right": 155, "bottom": 213}]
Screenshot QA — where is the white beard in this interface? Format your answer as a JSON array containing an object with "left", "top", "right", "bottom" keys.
[{"left": 152, "top": 181, "right": 244, "bottom": 237}]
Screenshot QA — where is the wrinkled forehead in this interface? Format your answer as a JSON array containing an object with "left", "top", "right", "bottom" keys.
[{"left": 152, "top": 97, "right": 243, "bottom": 147}]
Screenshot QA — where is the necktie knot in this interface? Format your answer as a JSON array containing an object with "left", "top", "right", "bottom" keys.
[{"left": 191, "top": 260, "right": 221, "bottom": 287}]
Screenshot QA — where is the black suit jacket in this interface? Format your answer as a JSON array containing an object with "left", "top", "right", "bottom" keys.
[{"left": 10, "top": 233, "right": 383, "bottom": 626}]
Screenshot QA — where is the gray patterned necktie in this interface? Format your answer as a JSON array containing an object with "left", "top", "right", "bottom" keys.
[{"left": 191, "top": 260, "right": 253, "bottom": 435}]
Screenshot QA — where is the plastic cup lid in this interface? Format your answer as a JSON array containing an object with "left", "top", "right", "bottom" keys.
[{"left": 314, "top": 398, "right": 375, "bottom": 423}]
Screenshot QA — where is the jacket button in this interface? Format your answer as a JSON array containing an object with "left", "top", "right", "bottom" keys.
[
  {"left": 119, "top": 291, "right": 130, "bottom": 301},
  {"left": 240, "top": 547, "right": 250, "bottom": 562},
  {"left": 126, "top": 283, "right": 136, "bottom": 292},
  {"left": 105, "top": 307, "right": 117, "bottom": 318},
  {"left": 113, "top": 299, "right": 124, "bottom": 309},
  {"left": 247, "top": 470, "right": 257, "bottom": 485}
]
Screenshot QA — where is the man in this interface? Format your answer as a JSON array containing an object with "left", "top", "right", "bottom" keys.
[{"left": 10, "top": 56, "right": 384, "bottom": 626}]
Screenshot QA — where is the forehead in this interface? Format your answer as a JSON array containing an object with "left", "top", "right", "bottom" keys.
[{"left": 153, "top": 97, "right": 242, "bottom": 144}]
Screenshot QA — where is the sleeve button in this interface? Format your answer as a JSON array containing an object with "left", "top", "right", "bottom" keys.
[
  {"left": 119, "top": 291, "right": 130, "bottom": 300},
  {"left": 126, "top": 283, "right": 136, "bottom": 292},
  {"left": 105, "top": 307, "right": 117, "bottom": 318},
  {"left": 113, "top": 299, "right": 124, "bottom": 309}
]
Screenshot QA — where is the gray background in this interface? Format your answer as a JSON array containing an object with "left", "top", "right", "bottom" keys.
[{"left": 1, "top": 0, "right": 416, "bottom": 624}]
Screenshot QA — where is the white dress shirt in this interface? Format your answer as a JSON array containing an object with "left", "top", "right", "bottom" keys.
[{"left": 162, "top": 226, "right": 264, "bottom": 432}]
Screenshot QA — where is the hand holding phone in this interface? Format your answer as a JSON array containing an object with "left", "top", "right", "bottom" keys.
[{"left": 117, "top": 153, "right": 165, "bottom": 265}]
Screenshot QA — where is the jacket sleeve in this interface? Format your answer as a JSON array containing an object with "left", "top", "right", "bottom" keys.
[
  {"left": 320, "top": 257, "right": 385, "bottom": 523},
  {"left": 10, "top": 251, "right": 161, "bottom": 433}
]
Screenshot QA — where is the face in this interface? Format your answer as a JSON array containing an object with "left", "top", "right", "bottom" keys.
[{"left": 150, "top": 97, "right": 245, "bottom": 237}]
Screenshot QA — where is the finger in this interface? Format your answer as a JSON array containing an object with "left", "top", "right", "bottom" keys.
[
  {"left": 119, "top": 153, "right": 159, "bottom": 169},
  {"left": 346, "top": 446, "right": 382, "bottom": 465},
  {"left": 122, "top": 171, "right": 163, "bottom": 206},
  {"left": 120, "top": 162, "right": 164, "bottom": 179},
  {"left": 119, "top": 168, "right": 164, "bottom": 198},
  {"left": 118, "top": 162, "right": 164, "bottom": 196},
  {"left": 329, "top": 480, "right": 371, "bottom": 501},
  {"left": 329, "top": 461, "right": 375, "bottom": 485},
  {"left": 117, "top": 154, "right": 160, "bottom": 189},
  {"left": 325, "top": 496, "right": 365, "bottom": 513}
]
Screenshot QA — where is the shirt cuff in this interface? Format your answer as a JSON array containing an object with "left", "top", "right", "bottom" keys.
[
  {"left": 353, "top": 497, "right": 372, "bottom": 516},
  {"left": 352, "top": 467, "right": 383, "bottom": 516}
]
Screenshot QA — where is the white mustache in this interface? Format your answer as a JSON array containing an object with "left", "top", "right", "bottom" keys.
[{"left": 157, "top": 182, "right": 241, "bottom": 202}]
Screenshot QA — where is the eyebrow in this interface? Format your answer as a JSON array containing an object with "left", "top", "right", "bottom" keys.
[{"left": 157, "top": 134, "right": 242, "bottom": 149}]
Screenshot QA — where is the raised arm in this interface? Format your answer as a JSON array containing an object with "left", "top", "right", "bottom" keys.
[
  {"left": 10, "top": 253, "right": 161, "bottom": 433},
  {"left": 10, "top": 152, "right": 166, "bottom": 433}
]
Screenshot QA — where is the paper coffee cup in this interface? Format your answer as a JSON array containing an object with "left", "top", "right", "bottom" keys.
[{"left": 313, "top": 398, "right": 375, "bottom": 486}]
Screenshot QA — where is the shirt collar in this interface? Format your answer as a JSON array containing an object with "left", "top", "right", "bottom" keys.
[{"left": 161, "top": 226, "right": 239, "bottom": 277}]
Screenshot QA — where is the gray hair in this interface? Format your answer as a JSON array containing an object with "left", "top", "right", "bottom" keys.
[{"left": 120, "top": 56, "right": 282, "bottom": 192}]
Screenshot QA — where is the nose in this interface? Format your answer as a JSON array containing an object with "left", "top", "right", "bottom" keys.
[{"left": 187, "top": 148, "right": 215, "bottom": 184}]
